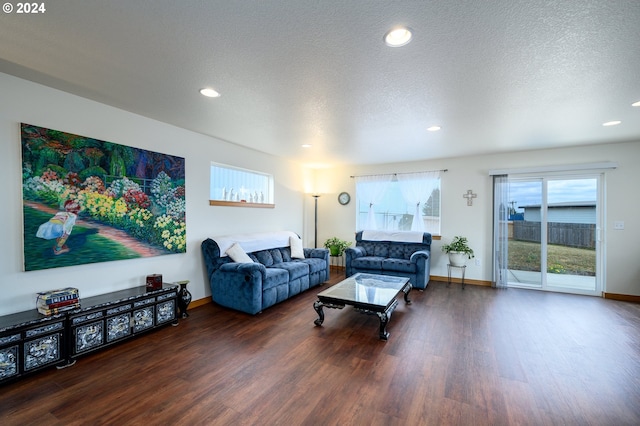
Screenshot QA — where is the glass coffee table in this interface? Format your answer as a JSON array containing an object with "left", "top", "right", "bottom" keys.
[{"left": 313, "top": 273, "right": 411, "bottom": 340}]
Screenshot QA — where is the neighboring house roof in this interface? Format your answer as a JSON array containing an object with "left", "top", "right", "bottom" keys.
[{"left": 519, "top": 202, "right": 595, "bottom": 209}]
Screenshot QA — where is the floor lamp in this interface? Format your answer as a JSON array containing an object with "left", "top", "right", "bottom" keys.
[{"left": 312, "top": 194, "right": 320, "bottom": 248}]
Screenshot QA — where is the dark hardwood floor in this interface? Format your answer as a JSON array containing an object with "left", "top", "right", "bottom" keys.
[{"left": 2, "top": 270, "right": 639, "bottom": 425}]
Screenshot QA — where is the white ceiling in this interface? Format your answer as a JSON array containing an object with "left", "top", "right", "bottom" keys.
[{"left": 1, "top": 1, "right": 639, "bottom": 167}]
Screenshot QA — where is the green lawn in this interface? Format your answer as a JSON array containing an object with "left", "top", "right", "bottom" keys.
[{"left": 508, "top": 240, "right": 596, "bottom": 276}]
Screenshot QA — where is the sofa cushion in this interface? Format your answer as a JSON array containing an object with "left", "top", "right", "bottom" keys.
[
  {"left": 360, "top": 242, "right": 390, "bottom": 257},
  {"left": 262, "top": 268, "right": 289, "bottom": 290},
  {"left": 360, "top": 242, "right": 374, "bottom": 256},
  {"left": 381, "top": 258, "right": 416, "bottom": 274},
  {"left": 388, "top": 244, "right": 405, "bottom": 259},
  {"left": 271, "top": 261, "right": 309, "bottom": 281},
  {"left": 350, "top": 256, "right": 385, "bottom": 270},
  {"left": 270, "top": 248, "right": 283, "bottom": 264},
  {"left": 254, "top": 250, "right": 274, "bottom": 266},
  {"left": 297, "top": 258, "right": 327, "bottom": 274},
  {"left": 226, "top": 242, "right": 254, "bottom": 263},
  {"left": 280, "top": 247, "right": 292, "bottom": 262},
  {"left": 358, "top": 241, "right": 389, "bottom": 257},
  {"left": 374, "top": 243, "right": 390, "bottom": 257}
]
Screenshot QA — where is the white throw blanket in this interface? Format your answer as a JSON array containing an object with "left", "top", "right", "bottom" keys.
[
  {"left": 214, "top": 231, "right": 299, "bottom": 257},
  {"left": 361, "top": 230, "right": 424, "bottom": 243}
]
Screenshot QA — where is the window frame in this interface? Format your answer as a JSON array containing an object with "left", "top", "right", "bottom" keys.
[
  {"left": 209, "top": 162, "right": 275, "bottom": 208},
  {"left": 355, "top": 175, "right": 441, "bottom": 235}
]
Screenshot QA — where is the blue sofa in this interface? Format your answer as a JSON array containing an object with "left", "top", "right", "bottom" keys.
[
  {"left": 345, "top": 231, "right": 432, "bottom": 289},
  {"left": 201, "top": 231, "right": 329, "bottom": 315}
]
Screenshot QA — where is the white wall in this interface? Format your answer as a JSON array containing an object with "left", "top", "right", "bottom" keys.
[
  {"left": 315, "top": 141, "right": 640, "bottom": 297},
  {"left": 0, "top": 72, "right": 310, "bottom": 316}
]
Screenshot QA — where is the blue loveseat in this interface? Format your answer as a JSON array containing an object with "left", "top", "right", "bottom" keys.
[
  {"left": 201, "top": 231, "right": 329, "bottom": 315},
  {"left": 345, "top": 231, "right": 432, "bottom": 289}
]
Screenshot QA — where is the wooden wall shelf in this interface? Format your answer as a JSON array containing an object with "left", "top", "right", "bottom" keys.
[{"left": 209, "top": 200, "right": 275, "bottom": 208}]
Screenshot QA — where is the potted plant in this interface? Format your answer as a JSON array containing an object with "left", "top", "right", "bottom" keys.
[
  {"left": 441, "top": 236, "right": 474, "bottom": 266},
  {"left": 323, "top": 237, "right": 352, "bottom": 256}
]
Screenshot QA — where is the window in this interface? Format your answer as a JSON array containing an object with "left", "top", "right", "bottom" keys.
[
  {"left": 209, "top": 163, "right": 274, "bottom": 207},
  {"left": 355, "top": 171, "right": 441, "bottom": 234}
]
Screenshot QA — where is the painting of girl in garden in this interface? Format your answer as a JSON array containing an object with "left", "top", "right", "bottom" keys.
[{"left": 21, "top": 123, "right": 186, "bottom": 271}]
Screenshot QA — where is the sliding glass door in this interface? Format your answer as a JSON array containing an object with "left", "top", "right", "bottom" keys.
[
  {"left": 508, "top": 178, "right": 543, "bottom": 288},
  {"left": 507, "top": 174, "right": 601, "bottom": 295}
]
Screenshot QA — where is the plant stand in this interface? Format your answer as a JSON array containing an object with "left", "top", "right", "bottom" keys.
[
  {"left": 447, "top": 264, "right": 466, "bottom": 289},
  {"left": 329, "top": 255, "right": 344, "bottom": 272}
]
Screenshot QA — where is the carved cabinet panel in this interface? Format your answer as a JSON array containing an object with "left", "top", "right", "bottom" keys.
[
  {"left": 24, "top": 333, "right": 62, "bottom": 371},
  {"left": 133, "top": 306, "right": 154, "bottom": 332},
  {"left": 0, "top": 311, "right": 66, "bottom": 385},
  {"left": 0, "top": 345, "right": 19, "bottom": 380}
]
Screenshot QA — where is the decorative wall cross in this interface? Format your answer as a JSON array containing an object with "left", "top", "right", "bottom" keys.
[{"left": 463, "top": 189, "right": 477, "bottom": 206}]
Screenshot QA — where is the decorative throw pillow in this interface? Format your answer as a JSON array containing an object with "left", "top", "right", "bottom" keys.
[
  {"left": 289, "top": 236, "right": 305, "bottom": 259},
  {"left": 226, "top": 242, "right": 254, "bottom": 263}
]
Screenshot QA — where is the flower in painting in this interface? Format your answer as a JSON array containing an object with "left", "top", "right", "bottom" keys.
[
  {"left": 153, "top": 214, "right": 186, "bottom": 253},
  {"left": 106, "top": 176, "right": 142, "bottom": 199},
  {"left": 64, "top": 172, "right": 81, "bottom": 188},
  {"left": 114, "top": 198, "right": 128, "bottom": 217},
  {"left": 59, "top": 186, "right": 81, "bottom": 208},
  {"left": 41, "top": 169, "right": 59, "bottom": 182},
  {"left": 165, "top": 198, "right": 186, "bottom": 219},
  {"left": 123, "top": 188, "right": 151, "bottom": 210},
  {"left": 80, "top": 191, "right": 115, "bottom": 221},
  {"left": 82, "top": 176, "right": 106, "bottom": 193},
  {"left": 23, "top": 175, "right": 67, "bottom": 205},
  {"left": 127, "top": 207, "right": 153, "bottom": 227},
  {"left": 150, "top": 171, "right": 182, "bottom": 213}
]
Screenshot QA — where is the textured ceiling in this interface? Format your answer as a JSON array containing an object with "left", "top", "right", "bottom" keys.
[{"left": 1, "top": 0, "right": 639, "bottom": 167}]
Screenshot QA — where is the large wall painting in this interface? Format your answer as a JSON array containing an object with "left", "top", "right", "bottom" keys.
[{"left": 21, "top": 123, "right": 186, "bottom": 271}]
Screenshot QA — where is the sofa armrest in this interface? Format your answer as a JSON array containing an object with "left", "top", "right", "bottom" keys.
[
  {"left": 219, "top": 261, "right": 267, "bottom": 277},
  {"left": 410, "top": 250, "right": 430, "bottom": 263},
  {"left": 345, "top": 246, "right": 366, "bottom": 278},
  {"left": 410, "top": 249, "right": 431, "bottom": 290},
  {"left": 346, "top": 246, "right": 365, "bottom": 258},
  {"left": 304, "top": 248, "right": 329, "bottom": 260},
  {"left": 211, "top": 262, "right": 267, "bottom": 315}
]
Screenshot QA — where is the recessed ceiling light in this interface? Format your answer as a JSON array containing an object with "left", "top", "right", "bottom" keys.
[
  {"left": 199, "top": 88, "right": 220, "bottom": 98},
  {"left": 384, "top": 27, "right": 412, "bottom": 47},
  {"left": 602, "top": 120, "right": 621, "bottom": 126},
  {"left": 427, "top": 126, "right": 441, "bottom": 132},
  {"left": 632, "top": 101, "right": 640, "bottom": 107},
  {"left": 301, "top": 144, "right": 312, "bottom": 148}
]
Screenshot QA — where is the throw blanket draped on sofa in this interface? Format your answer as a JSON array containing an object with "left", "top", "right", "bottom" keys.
[
  {"left": 202, "top": 231, "right": 329, "bottom": 314},
  {"left": 345, "top": 231, "right": 432, "bottom": 289}
]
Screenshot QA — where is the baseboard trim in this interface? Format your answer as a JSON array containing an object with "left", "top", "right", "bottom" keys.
[
  {"left": 431, "top": 275, "right": 492, "bottom": 287},
  {"left": 189, "top": 297, "right": 212, "bottom": 309},
  {"left": 603, "top": 293, "right": 640, "bottom": 303}
]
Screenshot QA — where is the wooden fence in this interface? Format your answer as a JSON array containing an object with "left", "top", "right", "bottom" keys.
[{"left": 511, "top": 221, "right": 595, "bottom": 249}]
